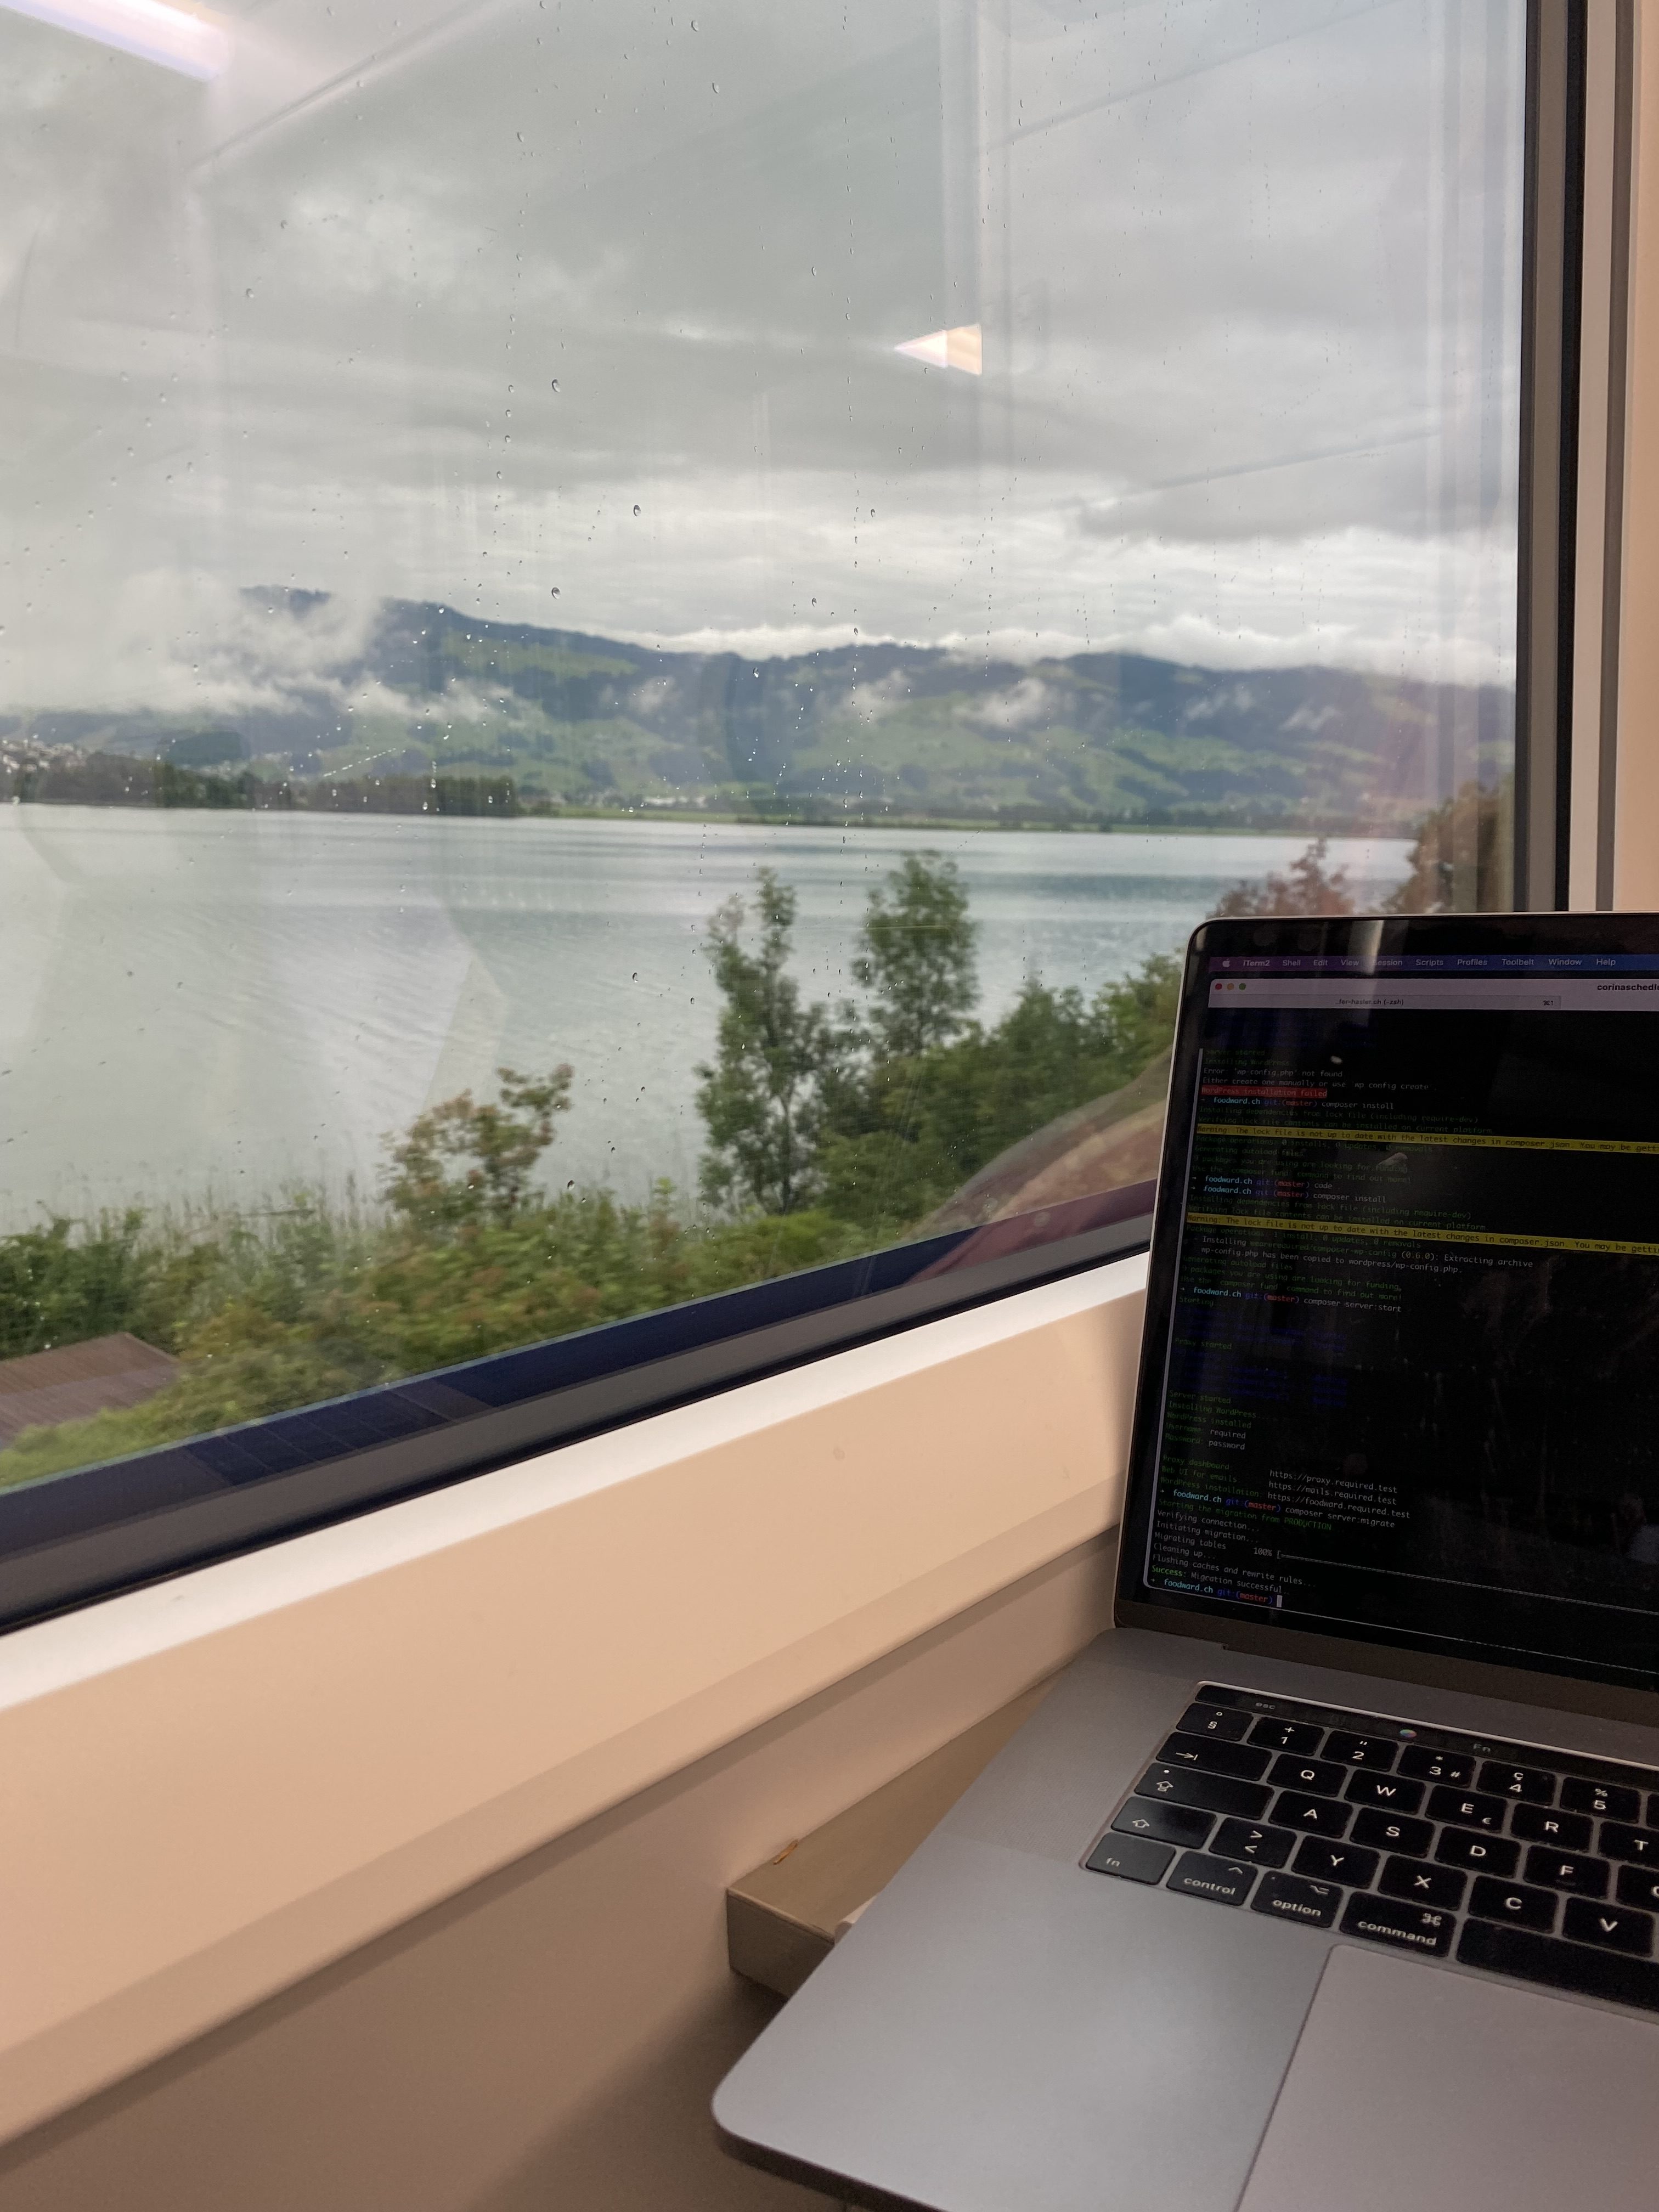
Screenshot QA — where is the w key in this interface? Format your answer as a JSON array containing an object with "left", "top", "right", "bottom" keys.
[{"left": 1345, "top": 1773, "right": 1425, "bottom": 1814}]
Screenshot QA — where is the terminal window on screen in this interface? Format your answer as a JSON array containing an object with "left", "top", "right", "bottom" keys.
[{"left": 1144, "top": 962, "right": 1659, "bottom": 1680}]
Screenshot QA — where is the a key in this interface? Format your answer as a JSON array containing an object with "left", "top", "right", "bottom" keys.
[
  {"left": 1269, "top": 1790, "right": 1353, "bottom": 1836},
  {"left": 1344, "top": 1772, "right": 1425, "bottom": 1814},
  {"left": 1210, "top": 1819, "right": 1294, "bottom": 1867},
  {"left": 1251, "top": 1872, "right": 1339, "bottom": 1928},
  {"left": 1110, "top": 1800, "right": 1214, "bottom": 1849},
  {"left": 1292, "top": 1837, "right": 1378, "bottom": 1887},
  {"left": 1509, "top": 1804, "right": 1593, "bottom": 1850},
  {"left": 1340, "top": 1891, "right": 1453, "bottom": 1956},
  {"left": 1323, "top": 1731, "right": 1397, "bottom": 1770},
  {"left": 1459, "top": 1918, "right": 1659, "bottom": 2012},
  {"left": 1166, "top": 1852, "right": 1256, "bottom": 1906},
  {"left": 1523, "top": 1847, "right": 1609, "bottom": 1898},
  {"left": 1157, "top": 1732, "right": 1272, "bottom": 1782},
  {"left": 1434, "top": 1829, "right": 1520, "bottom": 1877},
  {"left": 1351, "top": 1809, "right": 1434, "bottom": 1857},
  {"left": 1560, "top": 1776, "right": 1641, "bottom": 1822},
  {"left": 1133, "top": 1765, "right": 1271, "bottom": 1821},
  {"left": 1176, "top": 1701, "right": 1252, "bottom": 1743},
  {"left": 1466, "top": 1876, "right": 1558, "bottom": 1932},
  {"left": 1563, "top": 1898, "right": 1654, "bottom": 1955},
  {"left": 1427, "top": 1785, "right": 1509, "bottom": 1833},
  {"left": 1378, "top": 1857, "right": 1465, "bottom": 1910}
]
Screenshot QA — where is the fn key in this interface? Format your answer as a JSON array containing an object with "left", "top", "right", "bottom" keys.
[{"left": 1085, "top": 1834, "right": 1175, "bottom": 1884}]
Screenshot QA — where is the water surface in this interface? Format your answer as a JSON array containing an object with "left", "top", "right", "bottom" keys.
[{"left": 0, "top": 810, "right": 1410, "bottom": 1223}]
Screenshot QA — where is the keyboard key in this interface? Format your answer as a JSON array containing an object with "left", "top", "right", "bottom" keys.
[
  {"left": 1166, "top": 1852, "right": 1257, "bottom": 1906},
  {"left": 1270, "top": 1791, "right": 1353, "bottom": 1837},
  {"left": 1600, "top": 1821, "right": 1659, "bottom": 1864},
  {"left": 1158, "top": 1732, "right": 1273, "bottom": 1782},
  {"left": 1323, "top": 1731, "right": 1397, "bottom": 1770},
  {"left": 1110, "top": 1800, "right": 1215, "bottom": 1850},
  {"left": 1477, "top": 1761, "right": 1556, "bottom": 1804},
  {"left": 1435, "top": 1829, "right": 1520, "bottom": 1877},
  {"left": 1396, "top": 1745, "right": 1475, "bottom": 1786},
  {"left": 1427, "top": 1785, "right": 1509, "bottom": 1833},
  {"left": 1251, "top": 1872, "right": 1340, "bottom": 1929},
  {"left": 1560, "top": 1776, "right": 1641, "bottom": 1822},
  {"left": 1379, "top": 1857, "right": 1465, "bottom": 1910},
  {"left": 1522, "top": 1847, "right": 1609, "bottom": 1898},
  {"left": 1344, "top": 1772, "right": 1425, "bottom": 1814},
  {"left": 1616, "top": 1864, "right": 1659, "bottom": 1911},
  {"left": 1351, "top": 1809, "right": 1434, "bottom": 1857},
  {"left": 1340, "top": 1891, "right": 1453, "bottom": 1957},
  {"left": 1248, "top": 1717, "right": 1325, "bottom": 1754},
  {"left": 1211, "top": 1819, "right": 1295, "bottom": 1868},
  {"left": 1459, "top": 1917, "right": 1659, "bottom": 2013},
  {"left": 1085, "top": 1833, "right": 1175, "bottom": 1883},
  {"left": 1267, "top": 1753, "right": 1348, "bottom": 1797},
  {"left": 1564, "top": 1898, "right": 1654, "bottom": 1955},
  {"left": 1133, "top": 1765, "right": 1272, "bottom": 1821},
  {"left": 1176, "top": 1701, "right": 1252, "bottom": 1743},
  {"left": 1509, "top": 1803, "right": 1593, "bottom": 1850},
  {"left": 1292, "top": 1837, "right": 1377, "bottom": 1887},
  {"left": 1467, "top": 1876, "right": 1558, "bottom": 1932}
]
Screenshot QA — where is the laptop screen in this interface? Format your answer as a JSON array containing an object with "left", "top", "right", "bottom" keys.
[{"left": 1120, "top": 917, "right": 1659, "bottom": 1696}]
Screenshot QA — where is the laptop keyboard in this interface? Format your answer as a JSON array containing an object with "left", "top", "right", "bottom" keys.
[{"left": 1085, "top": 1684, "right": 1659, "bottom": 2013}]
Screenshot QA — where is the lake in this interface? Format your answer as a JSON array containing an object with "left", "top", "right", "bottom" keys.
[{"left": 0, "top": 809, "right": 1411, "bottom": 1224}]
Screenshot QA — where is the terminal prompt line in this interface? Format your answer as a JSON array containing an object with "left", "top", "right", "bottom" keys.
[
  {"left": 1195, "top": 1122, "right": 1659, "bottom": 1156},
  {"left": 1186, "top": 1212, "right": 1659, "bottom": 1259}
]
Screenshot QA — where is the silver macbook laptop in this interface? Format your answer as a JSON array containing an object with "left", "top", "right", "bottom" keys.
[{"left": 714, "top": 912, "right": 1659, "bottom": 2212}]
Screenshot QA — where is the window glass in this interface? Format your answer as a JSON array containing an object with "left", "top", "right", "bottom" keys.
[{"left": 0, "top": 1, "right": 1523, "bottom": 1521}]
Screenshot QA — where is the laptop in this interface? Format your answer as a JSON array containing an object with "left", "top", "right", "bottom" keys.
[{"left": 714, "top": 911, "right": 1659, "bottom": 2212}]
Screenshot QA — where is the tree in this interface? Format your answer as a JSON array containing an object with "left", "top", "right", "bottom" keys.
[
  {"left": 1211, "top": 836, "right": 1355, "bottom": 918},
  {"left": 695, "top": 869, "right": 842, "bottom": 1214},
  {"left": 853, "top": 851, "right": 978, "bottom": 1059},
  {"left": 1385, "top": 780, "right": 1511, "bottom": 912},
  {"left": 382, "top": 1066, "right": 572, "bottom": 1231}
]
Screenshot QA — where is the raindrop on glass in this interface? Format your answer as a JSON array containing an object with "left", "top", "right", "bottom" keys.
[
  {"left": 550, "top": 378, "right": 560, "bottom": 392},
  {"left": 550, "top": 586, "right": 560, "bottom": 597},
  {"left": 633, "top": 504, "right": 641, "bottom": 516}
]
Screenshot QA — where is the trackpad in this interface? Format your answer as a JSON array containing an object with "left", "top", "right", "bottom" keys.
[{"left": 1237, "top": 1942, "right": 1659, "bottom": 2212}]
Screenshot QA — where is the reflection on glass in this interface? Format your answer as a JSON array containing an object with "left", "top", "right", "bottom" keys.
[{"left": 0, "top": 0, "right": 1525, "bottom": 1489}]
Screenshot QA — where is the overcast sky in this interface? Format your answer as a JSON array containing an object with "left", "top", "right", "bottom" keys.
[{"left": 0, "top": 0, "right": 1526, "bottom": 721}]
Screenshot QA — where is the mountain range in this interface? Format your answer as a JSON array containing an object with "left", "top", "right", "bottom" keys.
[{"left": 12, "top": 593, "right": 1512, "bottom": 832}]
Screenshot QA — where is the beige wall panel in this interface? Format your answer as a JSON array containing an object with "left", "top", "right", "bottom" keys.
[
  {"left": 1617, "top": 2, "right": 1659, "bottom": 901},
  {"left": 0, "top": 1536, "right": 1115, "bottom": 2212}
]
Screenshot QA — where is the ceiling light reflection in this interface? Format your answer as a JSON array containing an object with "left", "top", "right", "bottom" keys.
[
  {"left": 2, "top": 0, "right": 229, "bottom": 78},
  {"left": 894, "top": 325, "right": 983, "bottom": 376}
]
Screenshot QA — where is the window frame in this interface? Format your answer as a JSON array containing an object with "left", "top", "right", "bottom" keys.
[{"left": 0, "top": 0, "right": 1607, "bottom": 1632}]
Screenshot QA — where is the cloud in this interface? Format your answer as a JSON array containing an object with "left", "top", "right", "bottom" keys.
[{"left": 0, "top": 0, "right": 1525, "bottom": 714}]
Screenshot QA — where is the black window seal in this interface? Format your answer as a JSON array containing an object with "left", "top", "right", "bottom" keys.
[{"left": 0, "top": 1196, "right": 1154, "bottom": 1636}]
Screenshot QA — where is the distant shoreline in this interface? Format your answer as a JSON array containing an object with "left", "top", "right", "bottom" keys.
[{"left": 4, "top": 789, "right": 1420, "bottom": 840}]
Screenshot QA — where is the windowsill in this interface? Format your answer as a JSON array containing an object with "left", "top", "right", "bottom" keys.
[{"left": 0, "top": 1254, "right": 1146, "bottom": 2145}]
